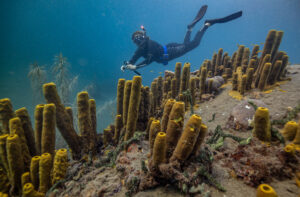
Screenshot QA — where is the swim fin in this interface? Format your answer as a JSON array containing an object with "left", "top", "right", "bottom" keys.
[
  {"left": 205, "top": 11, "right": 243, "bottom": 26},
  {"left": 187, "top": 5, "right": 208, "bottom": 29}
]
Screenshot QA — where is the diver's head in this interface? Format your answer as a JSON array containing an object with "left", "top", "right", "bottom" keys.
[{"left": 132, "top": 30, "right": 148, "bottom": 46}]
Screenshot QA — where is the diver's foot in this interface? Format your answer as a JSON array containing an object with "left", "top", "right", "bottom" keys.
[
  {"left": 187, "top": 5, "right": 208, "bottom": 29},
  {"left": 204, "top": 11, "right": 243, "bottom": 26}
]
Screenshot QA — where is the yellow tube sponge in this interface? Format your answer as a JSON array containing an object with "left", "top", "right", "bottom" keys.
[
  {"left": 21, "top": 172, "right": 30, "bottom": 187},
  {"left": 0, "top": 98, "right": 14, "bottom": 135},
  {"left": 189, "top": 77, "right": 196, "bottom": 105},
  {"left": 15, "top": 108, "right": 37, "bottom": 157},
  {"left": 253, "top": 107, "right": 271, "bottom": 141},
  {"left": 255, "top": 54, "right": 271, "bottom": 88},
  {"left": 161, "top": 99, "right": 176, "bottom": 133},
  {"left": 65, "top": 106, "right": 73, "bottom": 126},
  {"left": 246, "top": 68, "right": 254, "bottom": 90},
  {"left": 232, "top": 72, "right": 238, "bottom": 91},
  {"left": 211, "top": 53, "right": 217, "bottom": 77},
  {"left": 239, "top": 74, "right": 247, "bottom": 96},
  {"left": 30, "top": 156, "right": 40, "bottom": 190},
  {"left": 284, "top": 144, "right": 295, "bottom": 156},
  {"left": 6, "top": 134, "right": 24, "bottom": 195},
  {"left": 180, "top": 63, "right": 190, "bottom": 93},
  {"left": 9, "top": 117, "right": 31, "bottom": 171},
  {"left": 258, "top": 63, "right": 272, "bottom": 91},
  {"left": 0, "top": 166, "right": 10, "bottom": 194},
  {"left": 22, "top": 183, "right": 44, "bottom": 197},
  {"left": 149, "top": 120, "right": 161, "bottom": 155},
  {"left": 89, "top": 99, "right": 97, "bottom": 152},
  {"left": 200, "top": 67, "right": 207, "bottom": 95},
  {"left": 170, "top": 78, "right": 177, "bottom": 99},
  {"left": 124, "top": 76, "right": 142, "bottom": 141},
  {"left": 152, "top": 132, "right": 167, "bottom": 167},
  {"left": 41, "top": 104, "right": 56, "bottom": 157},
  {"left": 270, "top": 31, "right": 284, "bottom": 63},
  {"left": 145, "top": 117, "right": 154, "bottom": 140},
  {"left": 39, "top": 153, "right": 52, "bottom": 193},
  {"left": 117, "top": 79, "right": 125, "bottom": 117},
  {"left": 256, "top": 184, "right": 278, "bottom": 197},
  {"left": 103, "top": 127, "right": 113, "bottom": 147},
  {"left": 171, "top": 114, "right": 202, "bottom": 162},
  {"left": 77, "top": 91, "right": 92, "bottom": 153},
  {"left": 234, "top": 45, "right": 245, "bottom": 71},
  {"left": 293, "top": 120, "right": 300, "bottom": 145},
  {"left": 122, "top": 80, "right": 132, "bottom": 126},
  {"left": 174, "top": 62, "right": 182, "bottom": 96},
  {"left": 191, "top": 123, "right": 207, "bottom": 156},
  {"left": 43, "top": 82, "right": 82, "bottom": 159},
  {"left": 281, "top": 121, "right": 298, "bottom": 141},
  {"left": 0, "top": 134, "right": 9, "bottom": 174},
  {"left": 157, "top": 76, "right": 163, "bottom": 106},
  {"left": 52, "top": 148, "right": 68, "bottom": 185},
  {"left": 251, "top": 44, "right": 260, "bottom": 59},
  {"left": 207, "top": 79, "right": 214, "bottom": 94},
  {"left": 166, "top": 102, "right": 185, "bottom": 159},
  {"left": 114, "top": 115, "right": 122, "bottom": 144},
  {"left": 34, "top": 104, "right": 44, "bottom": 155}
]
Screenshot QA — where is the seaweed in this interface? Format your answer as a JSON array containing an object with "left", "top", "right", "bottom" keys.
[
  {"left": 207, "top": 125, "right": 250, "bottom": 149},
  {"left": 27, "top": 62, "right": 47, "bottom": 104},
  {"left": 52, "top": 52, "right": 78, "bottom": 105},
  {"left": 208, "top": 113, "right": 216, "bottom": 122},
  {"left": 247, "top": 101, "right": 258, "bottom": 111},
  {"left": 271, "top": 103, "right": 300, "bottom": 125},
  {"left": 125, "top": 176, "right": 140, "bottom": 197}
]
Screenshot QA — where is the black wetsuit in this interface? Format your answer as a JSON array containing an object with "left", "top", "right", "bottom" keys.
[{"left": 129, "top": 25, "right": 208, "bottom": 68}]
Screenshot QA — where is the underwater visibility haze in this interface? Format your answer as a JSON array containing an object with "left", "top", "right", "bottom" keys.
[{"left": 0, "top": 0, "right": 300, "bottom": 196}]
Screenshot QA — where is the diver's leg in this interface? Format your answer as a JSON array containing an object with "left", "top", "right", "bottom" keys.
[
  {"left": 183, "top": 29, "right": 192, "bottom": 44},
  {"left": 187, "top": 24, "right": 209, "bottom": 50}
]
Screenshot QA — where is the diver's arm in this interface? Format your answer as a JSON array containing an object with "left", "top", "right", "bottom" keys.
[
  {"left": 135, "top": 54, "right": 153, "bottom": 69},
  {"left": 129, "top": 47, "right": 143, "bottom": 65}
]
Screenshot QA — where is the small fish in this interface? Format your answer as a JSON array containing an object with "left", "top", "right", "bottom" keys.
[
  {"left": 279, "top": 89, "right": 286, "bottom": 92},
  {"left": 150, "top": 70, "right": 154, "bottom": 73}
]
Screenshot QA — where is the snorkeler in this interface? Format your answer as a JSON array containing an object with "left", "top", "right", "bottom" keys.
[{"left": 121, "top": 5, "right": 243, "bottom": 73}]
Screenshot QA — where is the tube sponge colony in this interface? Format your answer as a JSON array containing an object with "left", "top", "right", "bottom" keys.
[
  {"left": 256, "top": 184, "right": 278, "bottom": 197},
  {"left": 124, "top": 76, "right": 142, "bottom": 141},
  {"left": 21, "top": 172, "right": 30, "bottom": 187},
  {"left": 0, "top": 98, "right": 15, "bottom": 135},
  {"left": 161, "top": 99, "right": 176, "bottom": 133},
  {"left": 9, "top": 117, "right": 31, "bottom": 171},
  {"left": 171, "top": 114, "right": 202, "bottom": 162},
  {"left": 6, "top": 134, "right": 24, "bottom": 195},
  {"left": 165, "top": 102, "right": 185, "bottom": 159},
  {"left": 253, "top": 107, "right": 271, "bottom": 142},
  {"left": 149, "top": 120, "right": 161, "bottom": 156},
  {"left": 152, "top": 132, "right": 167, "bottom": 167},
  {"left": 39, "top": 153, "right": 52, "bottom": 193},
  {"left": 41, "top": 104, "right": 56, "bottom": 157},
  {"left": 43, "top": 82, "right": 82, "bottom": 159},
  {"left": 52, "top": 148, "right": 68, "bottom": 185},
  {"left": 15, "top": 107, "right": 37, "bottom": 157}
]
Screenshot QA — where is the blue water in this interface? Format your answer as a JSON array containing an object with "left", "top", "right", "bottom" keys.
[{"left": 0, "top": 0, "right": 300, "bottom": 131}]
